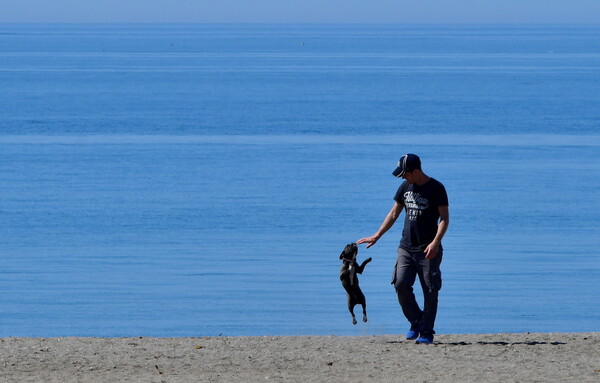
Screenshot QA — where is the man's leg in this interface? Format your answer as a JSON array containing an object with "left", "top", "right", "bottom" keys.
[
  {"left": 392, "top": 248, "right": 422, "bottom": 328},
  {"left": 417, "top": 248, "right": 443, "bottom": 334}
]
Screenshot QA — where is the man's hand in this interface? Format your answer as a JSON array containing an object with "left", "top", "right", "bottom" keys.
[
  {"left": 357, "top": 235, "right": 380, "bottom": 249},
  {"left": 424, "top": 241, "right": 440, "bottom": 259}
]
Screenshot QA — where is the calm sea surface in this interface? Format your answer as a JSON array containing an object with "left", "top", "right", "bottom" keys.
[{"left": 1, "top": 24, "right": 599, "bottom": 336}]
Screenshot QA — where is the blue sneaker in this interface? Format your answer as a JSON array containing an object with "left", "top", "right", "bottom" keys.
[
  {"left": 406, "top": 323, "right": 421, "bottom": 340},
  {"left": 415, "top": 332, "right": 434, "bottom": 344},
  {"left": 406, "top": 329, "right": 419, "bottom": 340}
]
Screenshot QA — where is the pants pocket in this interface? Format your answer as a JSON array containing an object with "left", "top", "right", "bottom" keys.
[{"left": 429, "top": 269, "right": 442, "bottom": 292}]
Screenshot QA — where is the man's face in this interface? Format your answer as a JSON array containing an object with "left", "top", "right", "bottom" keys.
[{"left": 402, "top": 170, "right": 417, "bottom": 184}]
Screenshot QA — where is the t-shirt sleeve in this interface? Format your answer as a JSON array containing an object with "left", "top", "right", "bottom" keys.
[
  {"left": 393, "top": 181, "right": 407, "bottom": 203},
  {"left": 436, "top": 182, "right": 449, "bottom": 206}
]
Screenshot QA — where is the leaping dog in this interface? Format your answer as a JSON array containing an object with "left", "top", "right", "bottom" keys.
[{"left": 339, "top": 243, "right": 372, "bottom": 325}]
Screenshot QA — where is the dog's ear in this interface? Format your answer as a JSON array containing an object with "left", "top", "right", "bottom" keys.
[{"left": 339, "top": 251, "right": 344, "bottom": 260}]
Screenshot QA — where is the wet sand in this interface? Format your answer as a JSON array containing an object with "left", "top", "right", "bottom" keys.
[{"left": 1, "top": 333, "right": 598, "bottom": 382}]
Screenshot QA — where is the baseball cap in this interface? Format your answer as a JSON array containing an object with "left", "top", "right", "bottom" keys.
[{"left": 392, "top": 154, "right": 421, "bottom": 177}]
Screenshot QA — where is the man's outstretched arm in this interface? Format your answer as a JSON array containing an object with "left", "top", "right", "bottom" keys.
[{"left": 357, "top": 202, "right": 404, "bottom": 248}]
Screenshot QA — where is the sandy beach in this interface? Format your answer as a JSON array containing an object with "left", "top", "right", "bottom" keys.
[{"left": 1, "top": 332, "right": 598, "bottom": 382}]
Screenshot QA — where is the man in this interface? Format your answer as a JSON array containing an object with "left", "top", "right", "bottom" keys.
[{"left": 357, "top": 153, "right": 449, "bottom": 344}]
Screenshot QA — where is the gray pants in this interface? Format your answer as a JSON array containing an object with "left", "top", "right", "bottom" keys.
[{"left": 391, "top": 247, "right": 443, "bottom": 334}]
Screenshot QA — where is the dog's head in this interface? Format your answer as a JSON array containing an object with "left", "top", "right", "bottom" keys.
[{"left": 339, "top": 242, "right": 358, "bottom": 261}]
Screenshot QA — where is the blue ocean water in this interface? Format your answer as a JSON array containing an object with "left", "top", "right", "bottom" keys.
[{"left": 1, "top": 24, "right": 599, "bottom": 337}]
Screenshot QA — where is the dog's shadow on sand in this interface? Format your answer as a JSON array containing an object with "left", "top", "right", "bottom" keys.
[{"left": 386, "top": 340, "right": 567, "bottom": 346}]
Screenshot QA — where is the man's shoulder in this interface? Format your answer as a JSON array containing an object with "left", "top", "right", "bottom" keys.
[
  {"left": 396, "top": 180, "right": 409, "bottom": 192},
  {"left": 428, "top": 177, "right": 446, "bottom": 190},
  {"left": 428, "top": 177, "right": 449, "bottom": 204},
  {"left": 393, "top": 181, "right": 409, "bottom": 202}
]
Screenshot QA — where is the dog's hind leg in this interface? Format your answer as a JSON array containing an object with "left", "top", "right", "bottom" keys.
[
  {"left": 348, "top": 298, "right": 357, "bottom": 325},
  {"left": 356, "top": 291, "right": 367, "bottom": 323},
  {"left": 350, "top": 308, "right": 357, "bottom": 325}
]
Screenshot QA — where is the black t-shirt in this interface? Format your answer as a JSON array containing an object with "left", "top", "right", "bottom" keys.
[{"left": 393, "top": 178, "right": 448, "bottom": 252}]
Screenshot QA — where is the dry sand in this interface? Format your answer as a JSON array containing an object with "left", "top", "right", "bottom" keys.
[{"left": 1, "top": 333, "right": 598, "bottom": 382}]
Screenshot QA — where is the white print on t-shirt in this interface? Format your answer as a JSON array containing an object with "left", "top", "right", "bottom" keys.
[{"left": 403, "top": 191, "right": 430, "bottom": 221}]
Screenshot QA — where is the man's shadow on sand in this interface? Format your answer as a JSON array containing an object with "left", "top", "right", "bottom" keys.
[{"left": 387, "top": 340, "right": 567, "bottom": 346}]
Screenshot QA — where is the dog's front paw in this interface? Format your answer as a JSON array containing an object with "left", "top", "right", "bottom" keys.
[
  {"left": 352, "top": 317, "right": 357, "bottom": 325},
  {"left": 363, "top": 314, "right": 368, "bottom": 323},
  {"left": 365, "top": 257, "right": 372, "bottom": 263}
]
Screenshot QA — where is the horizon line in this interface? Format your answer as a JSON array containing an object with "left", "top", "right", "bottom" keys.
[
  {"left": 2, "top": 21, "right": 600, "bottom": 26},
  {"left": 1, "top": 133, "right": 598, "bottom": 147}
]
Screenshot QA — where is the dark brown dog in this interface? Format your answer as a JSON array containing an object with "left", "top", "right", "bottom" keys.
[{"left": 339, "top": 243, "right": 372, "bottom": 325}]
